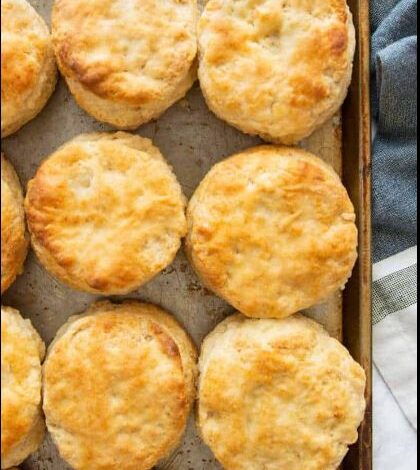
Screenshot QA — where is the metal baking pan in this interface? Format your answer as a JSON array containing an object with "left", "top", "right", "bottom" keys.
[{"left": 1, "top": 0, "right": 372, "bottom": 468}]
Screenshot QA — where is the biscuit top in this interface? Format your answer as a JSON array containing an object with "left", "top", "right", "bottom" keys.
[
  {"left": 1, "top": 0, "right": 53, "bottom": 135},
  {"left": 198, "top": 314, "right": 367, "bottom": 470},
  {"left": 1, "top": 306, "right": 45, "bottom": 464},
  {"left": 187, "top": 146, "right": 358, "bottom": 318},
  {"left": 43, "top": 301, "right": 197, "bottom": 470},
  {"left": 52, "top": 0, "right": 197, "bottom": 106},
  {"left": 198, "top": 0, "right": 355, "bottom": 143},
  {"left": 1, "top": 154, "right": 29, "bottom": 293},
  {"left": 25, "top": 132, "right": 187, "bottom": 294}
]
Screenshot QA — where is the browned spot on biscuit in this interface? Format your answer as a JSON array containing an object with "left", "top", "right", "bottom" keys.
[
  {"left": 329, "top": 28, "right": 348, "bottom": 55},
  {"left": 150, "top": 323, "right": 181, "bottom": 358},
  {"left": 289, "top": 76, "right": 329, "bottom": 108}
]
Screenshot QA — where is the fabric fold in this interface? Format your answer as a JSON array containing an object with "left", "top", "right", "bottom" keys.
[{"left": 371, "top": 0, "right": 418, "bottom": 466}]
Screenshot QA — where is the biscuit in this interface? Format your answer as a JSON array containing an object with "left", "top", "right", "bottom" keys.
[
  {"left": 198, "top": 313, "right": 367, "bottom": 470},
  {"left": 43, "top": 300, "right": 198, "bottom": 470},
  {"left": 25, "top": 132, "right": 187, "bottom": 295},
  {"left": 1, "top": 155, "right": 29, "bottom": 294},
  {"left": 1, "top": 306, "right": 46, "bottom": 469},
  {"left": 198, "top": 0, "right": 355, "bottom": 144},
  {"left": 52, "top": 0, "right": 198, "bottom": 129},
  {"left": 1, "top": 0, "right": 57, "bottom": 138},
  {"left": 186, "top": 146, "right": 358, "bottom": 319}
]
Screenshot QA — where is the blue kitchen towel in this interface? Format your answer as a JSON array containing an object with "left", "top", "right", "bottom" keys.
[
  {"left": 371, "top": 0, "right": 418, "bottom": 263},
  {"left": 371, "top": 2, "right": 418, "bottom": 469}
]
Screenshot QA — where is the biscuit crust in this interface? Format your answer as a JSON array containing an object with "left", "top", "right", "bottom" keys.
[
  {"left": 52, "top": 0, "right": 198, "bottom": 129},
  {"left": 43, "top": 301, "right": 197, "bottom": 470},
  {"left": 198, "top": 314, "right": 367, "bottom": 470},
  {"left": 186, "top": 146, "right": 358, "bottom": 318},
  {"left": 1, "top": 0, "right": 57, "bottom": 138},
  {"left": 1, "top": 306, "right": 46, "bottom": 469},
  {"left": 1, "top": 155, "right": 29, "bottom": 294},
  {"left": 25, "top": 132, "right": 187, "bottom": 295},
  {"left": 198, "top": 0, "right": 355, "bottom": 144}
]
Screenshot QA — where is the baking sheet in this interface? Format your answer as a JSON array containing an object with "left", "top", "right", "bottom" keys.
[{"left": 1, "top": 0, "right": 367, "bottom": 468}]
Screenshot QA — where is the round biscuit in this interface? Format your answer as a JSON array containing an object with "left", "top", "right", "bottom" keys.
[
  {"left": 186, "top": 145, "right": 358, "bottom": 319},
  {"left": 1, "top": 306, "right": 46, "bottom": 469},
  {"left": 25, "top": 132, "right": 187, "bottom": 295},
  {"left": 1, "top": 155, "right": 29, "bottom": 294},
  {"left": 198, "top": 313, "right": 367, "bottom": 470},
  {"left": 1, "top": 0, "right": 57, "bottom": 138},
  {"left": 52, "top": 0, "right": 198, "bottom": 129},
  {"left": 198, "top": 0, "right": 355, "bottom": 144},
  {"left": 43, "top": 300, "right": 198, "bottom": 470}
]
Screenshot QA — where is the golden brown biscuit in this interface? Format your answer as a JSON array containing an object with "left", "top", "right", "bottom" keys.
[
  {"left": 43, "top": 300, "right": 197, "bottom": 470},
  {"left": 25, "top": 132, "right": 187, "bottom": 295},
  {"left": 52, "top": 0, "right": 198, "bottom": 129},
  {"left": 198, "top": 0, "right": 355, "bottom": 144},
  {"left": 1, "top": 0, "right": 57, "bottom": 138},
  {"left": 186, "top": 146, "right": 358, "bottom": 319},
  {"left": 198, "top": 313, "right": 367, "bottom": 470},
  {"left": 1, "top": 155, "right": 29, "bottom": 294},
  {"left": 1, "top": 306, "right": 46, "bottom": 469}
]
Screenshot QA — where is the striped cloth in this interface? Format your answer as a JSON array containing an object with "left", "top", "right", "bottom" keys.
[
  {"left": 373, "top": 246, "right": 417, "bottom": 428},
  {"left": 373, "top": 247, "right": 417, "bottom": 470},
  {"left": 371, "top": 0, "right": 417, "bottom": 468}
]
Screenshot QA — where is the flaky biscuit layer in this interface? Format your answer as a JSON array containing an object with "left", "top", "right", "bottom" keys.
[
  {"left": 198, "top": 314, "right": 367, "bottom": 470},
  {"left": 187, "top": 145, "right": 358, "bottom": 318}
]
